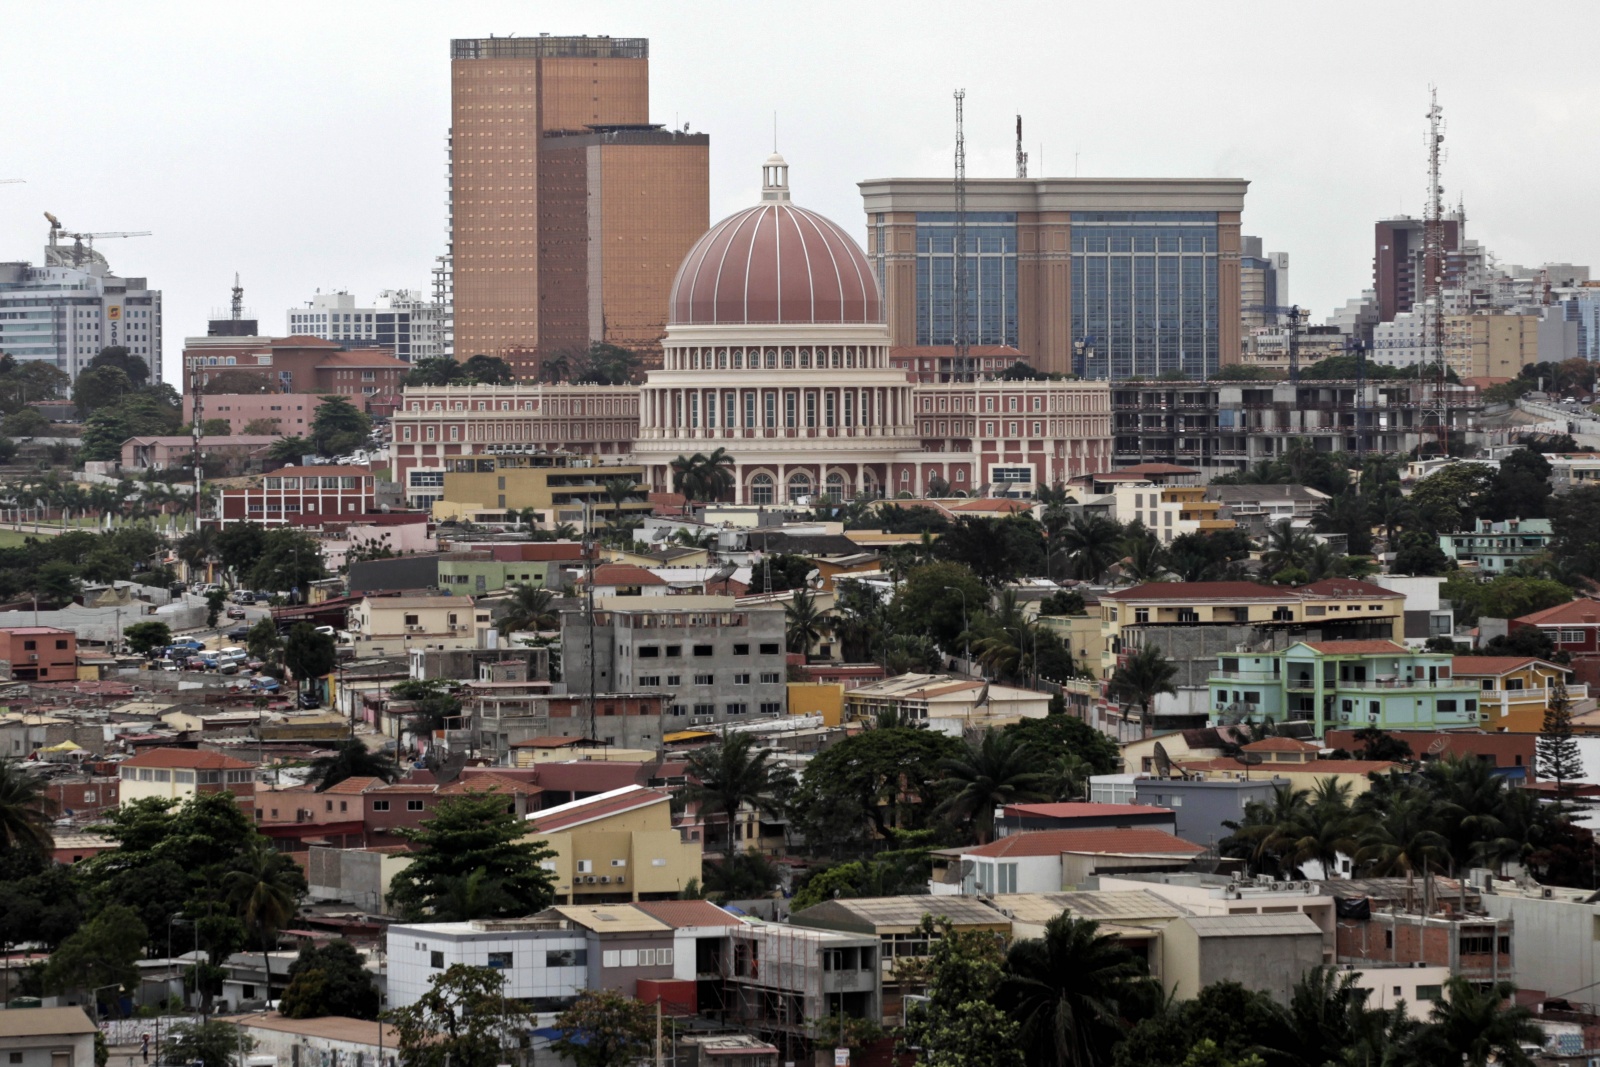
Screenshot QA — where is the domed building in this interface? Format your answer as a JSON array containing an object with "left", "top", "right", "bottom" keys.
[{"left": 634, "top": 155, "right": 926, "bottom": 504}]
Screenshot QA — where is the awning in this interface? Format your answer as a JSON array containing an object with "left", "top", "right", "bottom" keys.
[
  {"left": 663, "top": 730, "right": 714, "bottom": 743},
  {"left": 42, "top": 740, "right": 82, "bottom": 752}
]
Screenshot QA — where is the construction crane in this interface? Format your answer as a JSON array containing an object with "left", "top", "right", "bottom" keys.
[
  {"left": 1241, "top": 304, "right": 1309, "bottom": 383},
  {"left": 44, "top": 213, "right": 152, "bottom": 267}
]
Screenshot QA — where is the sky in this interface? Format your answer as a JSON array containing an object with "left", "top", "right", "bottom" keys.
[{"left": 4, "top": 0, "right": 1599, "bottom": 385}]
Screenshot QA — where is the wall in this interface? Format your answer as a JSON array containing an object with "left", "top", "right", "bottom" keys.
[
  {"left": 1480, "top": 891, "right": 1599, "bottom": 1003},
  {"left": 184, "top": 394, "right": 332, "bottom": 435},
  {"left": 1348, "top": 964, "right": 1452, "bottom": 1021},
  {"left": 0, "top": 1024, "right": 96, "bottom": 1067},
  {"left": 1160, "top": 919, "right": 1323, "bottom": 1004},
  {"left": 786, "top": 682, "right": 843, "bottom": 727},
  {"left": 306, "top": 846, "right": 413, "bottom": 914},
  {"left": 386, "top": 923, "right": 589, "bottom": 1008},
  {"left": 234, "top": 1019, "right": 397, "bottom": 1067},
  {"left": 1133, "top": 779, "right": 1287, "bottom": 848}
]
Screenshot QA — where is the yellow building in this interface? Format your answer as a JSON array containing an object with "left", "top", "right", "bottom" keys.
[
  {"left": 1445, "top": 314, "right": 1539, "bottom": 380},
  {"left": 1100, "top": 579, "right": 1405, "bottom": 675},
  {"left": 787, "top": 681, "right": 845, "bottom": 726},
  {"left": 510, "top": 737, "right": 659, "bottom": 766},
  {"left": 347, "top": 595, "right": 492, "bottom": 647},
  {"left": 1450, "top": 656, "right": 1584, "bottom": 733},
  {"left": 1037, "top": 612, "right": 1106, "bottom": 680},
  {"left": 115, "top": 748, "right": 256, "bottom": 810},
  {"left": 1161, "top": 486, "right": 1235, "bottom": 532},
  {"left": 524, "top": 784, "right": 701, "bottom": 905},
  {"left": 430, "top": 453, "right": 652, "bottom": 526}
]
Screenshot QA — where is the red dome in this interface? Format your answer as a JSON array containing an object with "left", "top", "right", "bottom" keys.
[{"left": 669, "top": 200, "right": 882, "bottom": 327}]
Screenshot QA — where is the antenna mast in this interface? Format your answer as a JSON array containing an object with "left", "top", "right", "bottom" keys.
[
  {"left": 1015, "top": 115, "right": 1028, "bottom": 178},
  {"left": 231, "top": 273, "right": 244, "bottom": 322},
  {"left": 953, "top": 89, "right": 970, "bottom": 381},
  {"left": 1422, "top": 87, "right": 1450, "bottom": 454}
]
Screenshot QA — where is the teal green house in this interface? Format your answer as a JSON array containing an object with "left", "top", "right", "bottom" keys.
[
  {"left": 1209, "top": 639, "right": 1482, "bottom": 738},
  {"left": 437, "top": 557, "right": 561, "bottom": 595}
]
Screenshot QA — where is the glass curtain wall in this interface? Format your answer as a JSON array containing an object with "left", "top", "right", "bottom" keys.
[{"left": 910, "top": 212, "right": 1019, "bottom": 347}]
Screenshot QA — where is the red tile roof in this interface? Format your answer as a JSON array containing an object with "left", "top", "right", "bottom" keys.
[
  {"left": 437, "top": 771, "right": 541, "bottom": 796},
  {"left": 315, "top": 349, "right": 409, "bottom": 369},
  {"left": 121, "top": 748, "right": 256, "bottom": 770},
  {"left": 1301, "top": 640, "right": 1408, "bottom": 655},
  {"left": 1002, "top": 802, "right": 1172, "bottom": 820},
  {"left": 1515, "top": 600, "right": 1598, "bottom": 626},
  {"left": 1450, "top": 656, "right": 1566, "bottom": 676},
  {"left": 322, "top": 776, "right": 384, "bottom": 795},
  {"left": 1241, "top": 737, "right": 1320, "bottom": 753},
  {"left": 965, "top": 827, "right": 1204, "bottom": 859},
  {"left": 1103, "top": 581, "right": 1283, "bottom": 602},
  {"left": 509, "top": 736, "right": 589, "bottom": 749},
  {"left": 948, "top": 498, "right": 1034, "bottom": 513},
  {"left": 1283, "top": 760, "right": 1400, "bottom": 775},
  {"left": 632, "top": 900, "right": 745, "bottom": 929},
  {"left": 529, "top": 786, "right": 670, "bottom": 833},
  {"left": 586, "top": 564, "right": 666, "bottom": 587},
  {"left": 532, "top": 762, "right": 652, "bottom": 793},
  {"left": 1298, "top": 578, "right": 1402, "bottom": 598}
]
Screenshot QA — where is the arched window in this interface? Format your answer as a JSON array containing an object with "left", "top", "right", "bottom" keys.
[
  {"left": 749, "top": 473, "right": 775, "bottom": 506},
  {"left": 787, "top": 472, "right": 812, "bottom": 502},
  {"left": 824, "top": 472, "right": 846, "bottom": 502}
]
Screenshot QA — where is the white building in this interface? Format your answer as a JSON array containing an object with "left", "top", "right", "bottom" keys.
[
  {"left": 1371, "top": 305, "right": 1436, "bottom": 368},
  {"left": 0, "top": 254, "right": 161, "bottom": 381},
  {"left": 287, "top": 289, "right": 444, "bottom": 363}
]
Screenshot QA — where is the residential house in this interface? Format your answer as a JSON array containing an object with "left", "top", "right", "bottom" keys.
[
  {"left": 116, "top": 748, "right": 256, "bottom": 813},
  {"left": 995, "top": 802, "right": 1178, "bottom": 838},
  {"left": 1105, "top": 775, "right": 1290, "bottom": 849},
  {"left": 1208, "top": 639, "right": 1482, "bottom": 738},
  {"left": 429, "top": 453, "right": 650, "bottom": 527},
  {"left": 224, "top": 1014, "right": 401, "bottom": 1067},
  {"left": 258, "top": 775, "right": 382, "bottom": 848},
  {"left": 1450, "top": 656, "right": 1583, "bottom": 733},
  {"left": 1370, "top": 575, "right": 1457, "bottom": 645},
  {"left": 1323, "top": 729, "right": 1537, "bottom": 780},
  {"left": 724, "top": 923, "right": 883, "bottom": 1047},
  {"left": 578, "top": 564, "right": 669, "bottom": 598},
  {"left": 1331, "top": 877, "right": 1514, "bottom": 985},
  {"left": 1099, "top": 872, "right": 1336, "bottom": 956},
  {"left": 524, "top": 785, "right": 702, "bottom": 905},
  {"left": 386, "top": 915, "right": 602, "bottom": 1010},
  {"left": 1512, "top": 600, "right": 1600, "bottom": 690},
  {"left": 347, "top": 595, "right": 490, "bottom": 649},
  {"left": 1440, "top": 518, "right": 1553, "bottom": 576},
  {"left": 0, "top": 1008, "right": 97, "bottom": 1067},
  {"left": 1202, "top": 484, "right": 1330, "bottom": 535},
  {"left": 1547, "top": 453, "right": 1600, "bottom": 494},
  {"left": 0, "top": 626, "right": 77, "bottom": 682},
  {"left": 842, "top": 673, "right": 1051, "bottom": 735},
  {"left": 122, "top": 435, "right": 276, "bottom": 474},
  {"left": 929, "top": 828, "right": 1206, "bottom": 896}
]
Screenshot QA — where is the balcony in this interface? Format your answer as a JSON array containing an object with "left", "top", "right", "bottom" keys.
[{"left": 1333, "top": 678, "right": 1480, "bottom": 692}]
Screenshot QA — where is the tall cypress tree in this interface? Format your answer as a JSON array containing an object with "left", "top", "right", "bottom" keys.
[{"left": 1538, "top": 681, "right": 1585, "bottom": 804}]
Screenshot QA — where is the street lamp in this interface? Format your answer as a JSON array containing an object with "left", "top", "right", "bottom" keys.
[{"left": 943, "top": 586, "right": 970, "bottom": 676}]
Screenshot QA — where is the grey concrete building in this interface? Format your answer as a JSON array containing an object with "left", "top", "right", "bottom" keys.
[
  {"left": 1134, "top": 777, "right": 1289, "bottom": 849},
  {"left": 0, "top": 1008, "right": 97, "bottom": 1067},
  {"left": 1163, "top": 913, "right": 1325, "bottom": 1004},
  {"left": 561, "top": 596, "right": 788, "bottom": 728}
]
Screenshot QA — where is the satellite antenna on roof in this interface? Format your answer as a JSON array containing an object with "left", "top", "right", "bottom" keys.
[{"left": 1153, "top": 741, "right": 1173, "bottom": 779}]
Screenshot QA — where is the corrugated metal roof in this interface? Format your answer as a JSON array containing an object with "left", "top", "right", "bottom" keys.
[
  {"left": 1182, "top": 913, "right": 1322, "bottom": 937},
  {"left": 990, "top": 890, "right": 1185, "bottom": 924},
  {"left": 793, "top": 895, "right": 1008, "bottom": 930}
]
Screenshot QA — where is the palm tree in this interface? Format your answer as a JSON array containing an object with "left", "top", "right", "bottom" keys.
[
  {"left": 1108, "top": 646, "right": 1177, "bottom": 740},
  {"left": 1407, "top": 977, "right": 1539, "bottom": 1067},
  {"left": 1262, "top": 519, "right": 1315, "bottom": 574},
  {"left": 602, "top": 476, "right": 640, "bottom": 524},
  {"left": 998, "top": 914, "right": 1151, "bottom": 1067},
  {"left": 305, "top": 738, "right": 398, "bottom": 792},
  {"left": 267, "top": 436, "right": 311, "bottom": 465},
  {"left": 700, "top": 447, "right": 736, "bottom": 501},
  {"left": 1278, "top": 780, "right": 1359, "bottom": 878},
  {"left": 1119, "top": 534, "right": 1167, "bottom": 583},
  {"left": 935, "top": 731, "right": 1050, "bottom": 844},
  {"left": 1355, "top": 788, "right": 1448, "bottom": 894},
  {"left": 670, "top": 453, "right": 705, "bottom": 501},
  {"left": 682, "top": 732, "right": 792, "bottom": 858},
  {"left": 1054, "top": 514, "right": 1123, "bottom": 582},
  {"left": 224, "top": 839, "right": 300, "bottom": 1001},
  {"left": 1225, "top": 783, "right": 1313, "bottom": 877},
  {"left": 0, "top": 757, "right": 55, "bottom": 856},
  {"left": 784, "top": 589, "right": 828, "bottom": 661},
  {"left": 497, "top": 584, "right": 558, "bottom": 635}
]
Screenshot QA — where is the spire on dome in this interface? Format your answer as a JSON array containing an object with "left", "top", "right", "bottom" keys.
[{"left": 761, "top": 153, "right": 790, "bottom": 202}]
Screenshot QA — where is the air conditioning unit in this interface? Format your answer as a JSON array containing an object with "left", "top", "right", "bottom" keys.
[
  {"left": 615, "top": 875, "right": 624, "bottom": 885},
  {"left": 600, "top": 875, "right": 610, "bottom": 884},
  {"left": 407, "top": 625, "right": 425, "bottom": 633},
  {"left": 584, "top": 875, "right": 597, "bottom": 884}
]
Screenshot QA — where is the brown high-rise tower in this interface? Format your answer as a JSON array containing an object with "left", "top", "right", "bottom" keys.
[{"left": 449, "top": 36, "right": 707, "bottom": 378}]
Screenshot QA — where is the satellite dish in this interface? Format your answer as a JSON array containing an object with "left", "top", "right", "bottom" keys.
[
  {"left": 1427, "top": 736, "right": 1448, "bottom": 755},
  {"left": 1153, "top": 741, "right": 1173, "bottom": 779}
]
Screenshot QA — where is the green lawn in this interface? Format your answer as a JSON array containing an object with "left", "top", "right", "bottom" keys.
[{"left": 0, "top": 529, "right": 39, "bottom": 547}]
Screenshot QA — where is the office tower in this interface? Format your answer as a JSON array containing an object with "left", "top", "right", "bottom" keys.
[
  {"left": 287, "top": 290, "right": 446, "bottom": 362},
  {"left": 1374, "top": 215, "right": 1461, "bottom": 322},
  {"left": 1239, "top": 235, "right": 1289, "bottom": 335},
  {"left": 860, "top": 177, "right": 1248, "bottom": 379},
  {"left": 448, "top": 36, "right": 708, "bottom": 377},
  {"left": 0, "top": 251, "right": 161, "bottom": 382}
]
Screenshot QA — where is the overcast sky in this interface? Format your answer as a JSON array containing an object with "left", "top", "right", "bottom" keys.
[{"left": 4, "top": 1, "right": 1596, "bottom": 384}]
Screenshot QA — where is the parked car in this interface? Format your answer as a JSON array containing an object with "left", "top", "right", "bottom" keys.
[
  {"left": 251, "top": 676, "right": 281, "bottom": 693},
  {"left": 184, "top": 656, "right": 209, "bottom": 671},
  {"left": 154, "top": 658, "right": 179, "bottom": 672},
  {"left": 227, "top": 607, "right": 247, "bottom": 620},
  {"left": 170, "top": 639, "right": 205, "bottom": 653},
  {"left": 226, "top": 625, "right": 252, "bottom": 641}
]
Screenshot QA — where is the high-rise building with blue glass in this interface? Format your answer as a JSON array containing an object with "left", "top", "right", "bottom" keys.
[{"left": 860, "top": 178, "right": 1248, "bottom": 379}]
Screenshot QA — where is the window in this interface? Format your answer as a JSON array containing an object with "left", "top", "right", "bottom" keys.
[
  {"left": 638, "top": 646, "right": 660, "bottom": 658},
  {"left": 546, "top": 949, "right": 585, "bottom": 967},
  {"left": 733, "top": 673, "right": 750, "bottom": 685},
  {"left": 1561, "top": 629, "right": 1585, "bottom": 643},
  {"left": 430, "top": 950, "right": 444, "bottom": 969},
  {"left": 407, "top": 799, "right": 424, "bottom": 811},
  {"left": 760, "top": 702, "right": 782, "bottom": 715},
  {"left": 487, "top": 952, "right": 512, "bottom": 969},
  {"left": 665, "top": 645, "right": 682, "bottom": 657},
  {"left": 1416, "top": 985, "right": 1442, "bottom": 1002},
  {"left": 759, "top": 672, "right": 781, "bottom": 684},
  {"left": 733, "top": 643, "right": 750, "bottom": 655},
  {"left": 373, "top": 800, "right": 390, "bottom": 811},
  {"left": 639, "top": 675, "right": 661, "bottom": 687},
  {"left": 55, "top": 639, "right": 67, "bottom": 650},
  {"left": 694, "top": 644, "right": 714, "bottom": 657},
  {"left": 759, "top": 642, "right": 780, "bottom": 655},
  {"left": 693, "top": 703, "right": 715, "bottom": 716},
  {"left": 726, "top": 702, "right": 747, "bottom": 715},
  {"left": 693, "top": 673, "right": 714, "bottom": 685},
  {"left": 577, "top": 860, "right": 593, "bottom": 873}
]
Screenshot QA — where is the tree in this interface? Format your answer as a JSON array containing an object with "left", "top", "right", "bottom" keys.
[
  {"left": 1, "top": 408, "right": 49, "bottom": 437},
  {"left": 1351, "top": 726, "right": 1414, "bottom": 763},
  {"left": 937, "top": 516, "right": 1047, "bottom": 585},
  {"left": 279, "top": 939, "right": 379, "bottom": 1020},
  {"left": 267, "top": 436, "right": 311, "bottom": 465},
  {"left": 225, "top": 838, "right": 301, "bottom": 998},
  {"left": 1003, "top": 713, "right": 1121, "bottom": 777},
  {"left": 999, "top": 914, "right": 1152, "bottom": 1067},
  {"left": 386, "top": 793, "right": 557, "bottom": 920},
  {"left": 246, "top": 618, "right": 282, "bottom": 663},
  {"left": 388, "top": 679, "right": 464, "bottom": 738},
  {"left": 402, "top": 357, "right": 466, "bottom": 387},
  {"left": 206, "top": 588, "right": 227, "bottom": 628},
  {"left": 552, "top": 988, "right": 657, "bottom": 1067},
  {"left": 901, "top": 916, "right": 1023, "bottom": 1067},
  {"left": 248, "top": 529, "right": 327, "bottom": 595},
  {"left": 0, "top": 758, "right": 55, "bottom": 857},
  {"left": 308, "top": 396, "right": 372, "bottom": 457},
  {"left": 571, "top": 341, "right": 641, "bottom": 385},
  {"left": 497, "top": 583, "right": 558, "bottom": 634},
  {"left": 1110, "top": 646, "right": 1178, "bottom": 740},
  {"left": 41, "top": 902, "right": 146, "bottom": 996},
  {"left": 214, "top": 523, "right": 267, "bottom": 576},
  {"left": 669, "top": 447, "right": 736, "bottom": 503},
  {"left": 1549, "top": 485, "right": 1600, "bottom": 582},
  {"left": 1538, "top": 681, "right": 1585, "bottom": 803},
  {"left": 201, "top": 369, "right": 274, "bottom": 394},
  {"left": 459, "top": 354, "right": 513, "bottom": 385},
  {"left": 1055, "top": 514, "right": 1125, "bottom": 582},
  {"left": 388, "top": 965, "right": 535, "bottom": 1067},
  {"left": 784, "top": 589, "right": 829, "bottom": 660},
  {"left": 1039, "top": 590, "right": 1087, "bottom": 616},
  {"left": 282, "top": 623, "right": 336, "bottom": 689},
  {"left": 893, "top": 560, "right": 989, "bottom": 649},
  {"left": 789, "top": 727, "right": 964, "bottom": 857},
  {"left": 72, "top": 365, "right": 134, "bottom": 417},
  {"left": 1408, "top": 977, "right": 1539, "bottom": 1067},
  {"left": 601, "top": 475, "right": 641, "bottom": 523},
  {"left": 682, "top": 731, "right": 793, "bottom": 858},
  {"left": 164, "top": 1021, "right": 253, "bottom": 1067},
  {"left": 1410, "top": 464, "right": 1496, "bottom": 534},
  {"left": 305, "top": 739, "right": 396, "bottom": 792},
  {"left": 1482, "top": 448, "right": 1553, "bottom": 522},
  {"left": 1113, "top": 981, "right": 1290, "bottom": 1067},
  {"left": 936, "top": 731, "right": 1051, "bottom": 844},
  {"left": 123, "top": 620, "right": 172, "bottom": 656}
]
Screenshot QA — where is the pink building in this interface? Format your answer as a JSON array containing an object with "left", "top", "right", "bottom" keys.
[
  {"left": 121, "top": 435, "right": 277, "bottom": 473},
  {"left": 217, "top": 464, "right": 376, "bottom": 527},
  {"left": 182, "top": 394, "right": 334, "bottom": 436}
]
